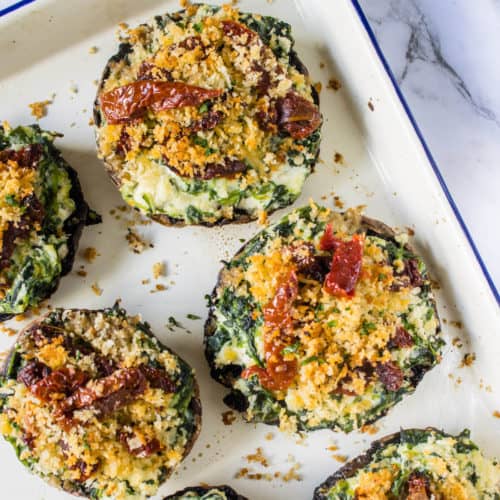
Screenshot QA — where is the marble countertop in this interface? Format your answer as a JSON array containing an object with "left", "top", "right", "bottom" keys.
[{"left": 359, "top": 0, "right": 500, "bottom": 297}]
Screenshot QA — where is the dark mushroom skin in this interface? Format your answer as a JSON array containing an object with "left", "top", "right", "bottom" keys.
[
  {"left": 0, "top": 304, "right": 201, "bottom": 499},
  {"left": 313, "top": 428, "right": 500, "bottom": 499},
  {"left": 0, "top": 124, "right": 100, "bottom": 320},
  {"left": 164, "top": 485, "right": 248, "bottom": 500},
  {"left": 94, "top": 4, "right": 321, "bottom": 226},
  {"left": 205, "top": 203, "right": 443, "bottom": 433}
]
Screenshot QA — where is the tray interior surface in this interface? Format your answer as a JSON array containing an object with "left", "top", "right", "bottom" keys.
[{"left": 0, "top": 0, "right": 498, "bottom": 498}]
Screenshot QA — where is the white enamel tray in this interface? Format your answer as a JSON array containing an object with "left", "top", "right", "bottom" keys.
[{"left": 0, "top": 0, "right": 499, "bottom": 498}]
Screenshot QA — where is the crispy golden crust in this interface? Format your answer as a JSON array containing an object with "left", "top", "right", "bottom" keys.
[{"left": 2, "top": 307, "right": 202, "bottom": 499}]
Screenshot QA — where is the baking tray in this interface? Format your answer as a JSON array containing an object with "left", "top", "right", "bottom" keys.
[{"left": 0, "top": 0, "right": 498, "bottom": 498}]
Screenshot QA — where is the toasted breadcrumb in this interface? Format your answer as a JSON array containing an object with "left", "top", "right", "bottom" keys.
[
  {"left": 0, "top": 326, "right": 16, "bottom": 336},
  {"left": 15, "top": 314, "right": 26, "bottom": 322},
  {"left": 152, "top": 262, "right": 166, "bottom": 279},
  {"left": 265, "top": 432, "right": 274, "bottom": 441},
  {"left": 332, "top": 454, "right": 348, "bottom": 463},
  {"left": 246, "top": 448, "right": 269, "bottom": 467},
  {"left": 314, "top": 81, "right": 322, "bottom": 94},
  {"left": 258, "top": 210, "right": 268, "bottom": 226},
  {"left": 88, "top": 46, "right": 98, "bottom": 54},
  {"left": 361, "top": 424, "right": 379, "bottom": 435},
  {"left": 82, "top": 247, "right": 98, "bottom": 263},
  {"left": 126, "top": 228, "right": 151, "bottom": 254},
  {"left": 327, "top": 444, "right": 338, "bottom": 452},
  {"left": 29, "top": 100, "right": 52, "bottom": 119},
  {"left": 450, "top": 320, "right": 463, "bottom": 329},
  {"left": 88, "top": 118, "right": 95, "bottom": 126},
  {"left": 222, "top": 410, "right": 236, "bottom": 426},
  {"left": 141, "top": 279, "right": 150, "bottom": 285},
  {"left": 77, "top": 270, "right": 87, "bottom": 277},
  {"left": 327, "top": 78, "right": 342, "bottom": 91},
  {"left": 493, "top": 411, "right": 500, "bottom": 418},
  {"left": 91, "top": 282, "right": 102, "bottom": 296},
  {"left": 460, "top": 352, "right": 476, "bottom": 367},
  {"left": 334, "top": 152, "right": 344, "bottom": 164},
  {"left": 283, "top": 462, "right": 302, "bottom": 482},
  {"left": 118, "top": 22, "right": 129, "bottom": 30},
  {"left": 334, "top": 196, "right": 344, "bottom": 209}
]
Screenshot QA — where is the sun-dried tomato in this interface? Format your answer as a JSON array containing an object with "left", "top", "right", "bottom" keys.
[
  {"left": 59, "top": 367, "right": 147, "bottom": 418},
  {"left": 323, "top": 234, "right": 364, "bottom": 298},
  {"left": 405, "top": 258, "right": 424, "bottom": 287},
  {"left": 178, "top": 35, "right": 203, "bottom": 51},
  {"left": 277, "top": 91, "right": 321, "bottom": 140},
  {"left": 190, "top": 110, "right": 224, "bottom": 132},
  {"left": 139, "top": 364, "right": 176, "bottom": 393},
  {"left": 243, "top": 271, "right": 298, "bottom": 391},
  {"left": 100, "top": 81, "right": 223, "bottom": 124},
  {"left": 376, "top": 361, "right": 404, "bottom": 391},
  {"left": 407, "top": 471, "right": 430, "bottom": 500},
  {"left": 118, "top": 430, "right": 161, "bottom": 458},
  {"left": 137, "top": 61, "right": 173, "bottom": 81},
  {"left": 201, "top": 158, "right": 247, "bottom": 180},
  {"left": 0, "top": 144, "right": 43, "bottom": 169},
  {"left": 30, "top": 367, "right": 89, "bottom": 402},
  {"left": 17, "top": 360, "right": 51, "bottom": 388},
  {"left": 221, "top": 20, "right": 257, "bottom": 42},
  {"left": 289, "top": 242, "right": 331, "bottom": 282},
  {"left": 388, "top": 326, "right": 414, "bottom": 349}
]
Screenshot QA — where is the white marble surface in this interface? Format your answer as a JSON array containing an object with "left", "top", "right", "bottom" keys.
[{"left": 359, "top": 0, "right": 500, "bottom": 297}]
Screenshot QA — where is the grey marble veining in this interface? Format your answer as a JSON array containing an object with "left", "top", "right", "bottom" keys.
[{"left": 359, "top": 0, "right": 500, "bottom": 294}]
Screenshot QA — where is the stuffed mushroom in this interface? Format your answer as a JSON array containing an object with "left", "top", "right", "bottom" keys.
[
  {"left": 0, "top": 304, "right": 201, "bottom": 499},
  {"left": 205, "top": 203, "right": 443, "bottom": 432},
  {"left": 94, "top": 4, "right": 321, "bottom": 226},
  {"left": 0, "top": 124, "right": 98, "bottom": 319},
  {"left": 314, "top": 428, "right": 500, "bottom": 499}
]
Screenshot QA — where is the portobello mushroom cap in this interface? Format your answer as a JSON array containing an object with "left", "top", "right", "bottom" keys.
[
  {"left": 314, "top": 427, "right": 500, "bottom": 499},
  {"left": 205, "top": 203, "right": 443, "bottom": 432},
  {"left": 94, "top": 4, "right": 321, "bottom": 226},
  {"left": 0, "top": 124, "right": 98, "bottom": 320},
  {"left": 164, "top": 484, "right": 248, "bottom": 500},
  {"left": 0, "top": 305, "right": 201, "bottom": 499}
]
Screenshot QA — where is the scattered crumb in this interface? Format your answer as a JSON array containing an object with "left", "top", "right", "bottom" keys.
[
  {"left": 258, "top": 210, "right": 268, "bottom": 226},
  {"left": 77, "top": 270, "right": 87, "bottom": 277},
  {"left": 460, "top": 352, "right": 476, "bottom": 368},
  {"left": 88, "top": 118, "right": 95, "bottom": 126},
  {"left": 333, "top": 152, "right": 344, "bottom": 164},
  {"left": 319, "top": 62, "right": 325, "bottom": 69},
  {"left": 91, "top": 282, "right": 102, "bottom": 296},
  {"left": 314, "top": 81, "right": 322, "bottom": 94},
  {"left": 430, "top": 278, "right": 441, "bottom": 290},
  {"left": 332, "top": 454, "right": 348, "bottom": 463},
  {"left": 265, "top": 432, "right": 274, "bottom": 441},
  {"left": 15, "top": 313, "right": 26, "bottom": 322},
  {"left": 29, "top": 100, "right": 52, "bottom": 119},
  {"left": 82, "top": 247, "right": 98, "bottom": 263},
  {"left": 69, "top": 83, "right": 78, "bottom": 94},
  {"left": 126, "top": 228, "right": 152, "bottom": 254},
  {"left": 2, "top": 120, "right": 12, "bottom": 132},
  {"left": 333, "top": 196, "right": 344, "bottom": 209},
  {"left": 406, "top": 227, "right": 415, "bottom": 236},
  {"left": 150, "top": 284, "right": 166, "bottom": 293},
  {"left": 450, "top": 320, "right": 463, "bottom": 329},
  {"left": 456, "top": 376, "right": 462, "bottom": 385},
  {"left": 327, "top": 444, "right": 338, "bottom": 452},
  {"left": 246, "top": 447, "right": 269, "bottom": 467},
  {"left": 93, "top": 79, "right": 99, "bottom": 86},
  {"left": 327, "top": 78, "right": 342, "bottom": 91},
  {"left": 141, "top": 279, "right": 150, "bottom": 285},
  {"left": 368, "top": 99, "right": 375, "bottom": 111},
  {"left": 361, "top": 424, "right": 379, "bottom": 435},
  {"left": 118, "top": 22, "right": 129, "bottom": 30},
  {"left": 222, "top": 410, "right": 236, "bottom": 426},
  {"left": 152, "top": 262, "right": 166, "bottom": 279},
  {"left": 282, "top": 462, "right": 302, "bottom": 482},
  {"left": 452, "top": 337, "right": 463, "bottom": 348},
  {"left": 234, "top": 468, "right": 273, "bottom": 481},
  {"left": 0, "top": 325, "right": 16, "bottom": 337},
  {"left": 493, "top": 411, "right": 500, "bottom": 419},
  {"left": 88, "top": 46, "right": 98, "bottom": 54}
]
